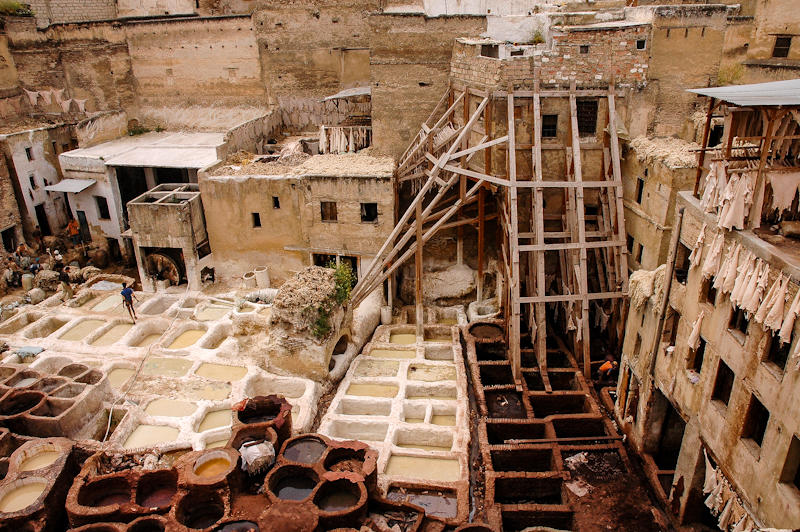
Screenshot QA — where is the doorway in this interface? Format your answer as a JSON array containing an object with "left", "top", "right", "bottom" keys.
[
  {"left": 76, "top": 211, "right": 92, "bottom": 242},
  {"left": 34, "top": 204, "right": 52, "bottom": 236},
  {"left": 115, "top": 166, "right": 149, "bottom": 227},
  {"left": 1, "top": 227, "right": 16, "bottom": 251},
  {"left": 155, "top": 167, "right": 189, "bottom": 184}
]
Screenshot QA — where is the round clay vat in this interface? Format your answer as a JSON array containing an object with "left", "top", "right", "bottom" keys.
[
  {"left": 30, "top": 377, "right": 69, "bottom": 394},
  {"left": 468, "top": 323, "right": 504, "bottom": 342},
  {"left": 454, "top": 525, "right": 496, "bottom": 532},
  {"left": 313, "top": 478, "right": 367, "bottom": 529},
  {"left": 0, "top": 390, "right": 45, "bottom": 417},
  {"left": 187, "top": 449, "right": 238, "bottom": 486},
  {"left": 77, "top": 475, "right": 132, "bottom": 508},
  {"left": 213, "top": 520, "right": 260, "bottom": 532},
  {"left": 70, "top": 525, "right": 123, "bottom": 532},
  {"left": 174, "top": 489, "right": 226, "bottom": 530},
  {"left": 229, "top": 425, "right": 278, "bottom": 451},
  {"left": 280, "top": 435, "right": 327, "bottom": 465},
  {"left": 10, "top": 440, "right": 65, "bottom": 473},
  {"left": 266, "top": 464, "right": 319, "bottom": 503},
  {"left": 127, "top": 515, "right": 169, "bottom": 532},
  {"left": 0, "top": 477, "right": 49, "bottom": 514},
  {"left": 135, "top": 470, "right": 177, "bottom": 510},
  {"left": 236, "top": 396, "right": 287, "bottom": 425}
]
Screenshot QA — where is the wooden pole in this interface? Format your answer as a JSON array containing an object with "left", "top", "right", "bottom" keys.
[
  {"left": 415, "top": 201, "right": 424, "bottom": 338},
  {"left": 693, "top": 97, "right": 716, "bottom": 197}
]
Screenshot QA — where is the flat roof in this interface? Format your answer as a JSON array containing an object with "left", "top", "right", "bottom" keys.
[
  {"left": 60, "top": 131, "right": 226, "bottom": 169},
  {"left": 687, "top": 79, "right": 800, "bottom": 107}
]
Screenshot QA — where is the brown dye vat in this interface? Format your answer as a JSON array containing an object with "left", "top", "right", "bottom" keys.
[
  {"left": 484, "top": 390, "right": 526, "bottom": 418},
  {"left": 475, "top": 343, "right": 506, "bottom": 361},
  {"left": 51, "top": 383, "right": 86, "bottom": 399},
  {"left": 135, "top": 470, "right": 177, "bottom": 509},
  {"left": 551, "top": 417, "right": 608, "bottom": 439},
  {"left": 478, "top": 365, "right": 514, "bottom": 386},
  {"left": 267, "top": 465, "right": 318, "bottom": 502},
  {"left": 78, "top": 476, "right": 132, "bottom": 507},
  {"left": 258, "top": 500, "right": 318, "bottom": 532},
  {"left": 523, "top": 371, "right": 581, "bottom": 391},
  {"left": 314, "top": 477, "right": 367, "bottom": 529},
  {"left": 468, "top": 323, "right": 504, "bottom": 342},
  {"left": 175, "top": 489, "right": 225, "bottom": 529},
  {"left": 232, "top": 395, "right": 293, "bottom": 445},
  {"left": 485, "top": 421, "right": 546, "bottom": 445},
  {"left": 58, "top": 363, "right": 90, "bottom": 379},
  {"left": 128, "top": 515, "right": 169, "bottom": 532},
  {"left": 366, "top": 497, "right": 422, "bottom": 532},
  {"left": 529, "top": 394, "right": 589, "bottom": 417},
  {"left": 228, "top": 426, "right": 278, "bottom": 452},
  {"left": 282, "top": 436, "right": 327, "bottom": 464},
  {"left": 492, "top": 476, "right": 563, "bottom": 505},
  {"left": 76, "top": 370, "right": 103, "bottom": 385},
  {"left": 214, "top": 521, "right": 260, "bottom": 531},
  {"left": 0, "top": 390, "right": 45, "bottom": 416},
  {"left": 545, "top": 351, "right": 576, "bottom": 369},
  {"left": 30, "top": 377, "right": 69, "bottom": 394},
  {"left": 386, "top": 487, "right": 458, "bottom": 519},
  {"left": 489, "top": 448, "right": 556, "bottom": 472},
  {"left": 71, "top": 525, "right": 123, "bottom": 531},
  {"left": 501, "top": 509, "right": 573, "bottom": 532}
]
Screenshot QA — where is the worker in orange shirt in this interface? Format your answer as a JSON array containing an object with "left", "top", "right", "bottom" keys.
[
  {"left": 598, "top": 354, "right": 619, "bottom": 382},
  {"left": 67, "top": 219, "right": 80, "bottom": 246}
]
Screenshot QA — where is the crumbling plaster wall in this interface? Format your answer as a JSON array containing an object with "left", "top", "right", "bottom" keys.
[
  {"left": 299, "top": 175, "right": 394, "bottom": 263},
  {"left": 126, "top": 16, "right": 266, "bottom": 109},
  {"left": 25, "top": 0, "right": 117, "bottom": 28},
  {"left": 0, "top": 32, "right": 19, "bottom": 98},
  {"left": 6, "top": 19, "right": 135, "bottom": 113},
  {"left": 621, "top": 153, "right": 694, "bottom": 270},
  {"left": 369, "top": 13, "right": 486, "bottom": 159},
  {"left": 636, "top": 5, "right": 728, "bottom": 138},
  {"left": 618, "top": 196, "right": 800, "bottom": 528},
  {"left": 117, "top": 0, "right": 196, "bottom": 18},
  {"left": 198, "top": 173, "right": 307, "bottom": 285},
  {"left": 0, "top": 150, "right": 23, "bottom": 247},
  {"left": 1, "top": 126, "right": 73, "bottom": 235}
]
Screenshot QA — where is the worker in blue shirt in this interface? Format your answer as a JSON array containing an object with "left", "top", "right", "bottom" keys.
[{"left": 121, "top": 282, "right": 138, "bottom": 323}]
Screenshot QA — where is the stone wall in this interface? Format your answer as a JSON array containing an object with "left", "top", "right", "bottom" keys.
[
  {"left": 0, "top": 149, "right": 23, "bottom": 248},
  {"left": 117, "top": 0, "right": 195, "bottom": 18},
  {"left": 26, "top": 0, "right": 117, "bottom": 27},
  {"left": 126, "top": 16, "right": 265, "bottom": 108}
]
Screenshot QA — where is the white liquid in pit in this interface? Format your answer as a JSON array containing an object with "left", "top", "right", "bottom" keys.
[
  {"left": 0, "top": 482, "right": 46, "bottom": 512},
  {"left": 346, "top": 383, "right": 398, "bottom": 398},
  {"left": 168, "top": 330, "right": 204, "bottom": 349},
  {"left": 145, "top": 398, "right": 196, "bottom": 417},
  {"left": 108, "top": 368, "right": 135, "bottom": 389},
  {"left": 142, "top": 358, "right": 192, "bottom": 377},
  {"left": 135, "top": 333, "right": 162, "bottom": 348},
  {"left": 198, "top": 410, "right": 232, "bottom": 432},
  {"left": 92, "top": 294, "right": 125, "bottom": 314},
  {"left": 195, "top": 305, "right": 230, "bottom": 321},
  {"left": 369, "top": 349, "right": 415, "bottom": 359},
  {"left": 60, "top": 320, "right": 105, "bottom": 341},
  {"left": 19, "top": 450, "right": 60, "bottom": 471},
  {"left": 91, "top": 324, "right": 132, "bottom": 346},
  {"left": 195, "top": 363, "right": 246, "bottom": 382},
  {"left": 385, "top": 456, "right": 460, "bottom": 482},
  {"left": 123, "top": 425, "right": 179, "bottom": 449},
  {"left": 390, "top": 333, "right": 417, "bottom": 345},
  {"left": 431, "top": 415, "right": 456, "bottom": 426}
]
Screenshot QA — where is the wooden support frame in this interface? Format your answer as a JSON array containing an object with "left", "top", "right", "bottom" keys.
[{"left": 354, "top": 84, "right": 630, "bottom": 381}]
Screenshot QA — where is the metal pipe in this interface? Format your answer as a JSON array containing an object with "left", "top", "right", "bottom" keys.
[{"left": 649, "top": 206, "right": 685, "bottom": 378}]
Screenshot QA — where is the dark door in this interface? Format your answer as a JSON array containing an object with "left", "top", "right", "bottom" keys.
[
  {"left": 34, "top": 204, "right": 52, "bottom": 236},
  {"left": 115, "top": 166, "right": 149, "bottom": 227},
  {"left": 155, "top": 167, "right": 189, "bottom": 184},
  {"left": 1, "top": 227, "right": 16, "bottom": 251},
  {"left": 76, "top": 210, "right": 91, "bottom": 242},
  {"left": 63, "top": 193, "right": 74, "bottom": 219}
]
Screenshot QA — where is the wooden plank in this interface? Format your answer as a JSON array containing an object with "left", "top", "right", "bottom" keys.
[
  {"left": 519, "top": 240, "right": 626, "bottom": 252},
  {"left": 507, "top": 88, "right": 522, "bottom": 384},
  {"left": 449, "top": 135, "right": 509, "bottom": 160},
  {"left": 607, "top": 85, "right": 629, "bottom": 293},
  {"left": 415, "top": 201, "right": 424, "bottom": 337},
  {"left": 532, "top": 79, "right": 548, "bottom": 382},
  {"left": 520, "top": 292, "right": 627, "bottom": 304},
  {"left": 442, "top": 164, "right": 511, "bottom": 187},
  {"left": 569, "top": 80, "right": 591, "bottom": 378},
  {"left": 493, "top": 89, "right": 626, "bottom": 98},
  {"left": 515, "top": 180, "right": 622, "bottom": 188}
]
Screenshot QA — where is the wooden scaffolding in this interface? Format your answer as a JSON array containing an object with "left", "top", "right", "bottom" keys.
[{"left": 351, "top": 80, "right": 629, "bottom": 384}]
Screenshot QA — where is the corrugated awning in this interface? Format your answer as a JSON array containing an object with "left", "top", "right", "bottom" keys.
[
  {"left": 322, "top": 86, "right": 371, "bottom": 101},
  {"left": 687, "top": 79, "right": 800, "bottom": 107},
  {"left": 44, "top": 179, "right": 95, "bottom": 193}
]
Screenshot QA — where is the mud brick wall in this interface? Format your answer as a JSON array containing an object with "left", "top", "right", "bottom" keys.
[
  {"left": 0, "top": 154, "right": 22, "bottom": 236},
  {"left": 26, "top": 0, "right": 117, "bottom": 26}
]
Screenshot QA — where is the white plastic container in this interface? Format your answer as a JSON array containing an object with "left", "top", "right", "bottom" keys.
[{"left": 254, "top": 266, "right": 270, "bottom": 288}]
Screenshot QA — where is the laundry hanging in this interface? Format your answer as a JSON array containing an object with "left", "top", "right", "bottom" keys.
[
  {"left": 689, "top": 223, "right": 706, "bottom": 268},
  {"left": 765, "top": 275, "right": 790, "bottom": 331},
  {"left": 702, "top": 232, "right": 724, "bottom": 279},
  {"left": 730, "top": 252, "right": 755, "bottom": 306},
  {"left": 701, "top": 161, "right": 728, "bottom": 213},
  {"left": 778, "top": 287, "right": 800, "bottom": 343},
  {"left": 756, "top": 274, "right": 783, "bottom": 324},
  {"left": 688, "top": 310, "right": 705, "bottom": 351},
  {"left": 767, "top": 171, "right": 800, "bottom": 214},
  {"left": 719, "top": 171, "right": 756, "bottom": 230},
  {"left": 742, "top": 260, "right": 769, "bottom": 314},
  {"left": 718, "top": 243, "right": 741, "bottom": 295}
]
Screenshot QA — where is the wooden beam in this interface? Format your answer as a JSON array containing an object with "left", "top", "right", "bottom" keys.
[
  {"left": 532, "top": 78, "right": 548, "bottom": 382},
  {"left": 693, "top": 97, "right": 716, "bottom": 197}
]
